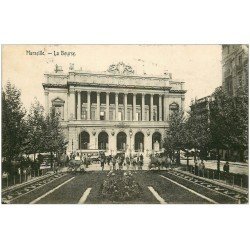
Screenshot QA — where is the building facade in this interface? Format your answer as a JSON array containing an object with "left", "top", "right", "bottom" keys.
[
  {"left": 222, "top": 45, "right": 248, "bottom": 95},
  {"left": 43, "top": 63, "right": 186, "bottom": 158}
]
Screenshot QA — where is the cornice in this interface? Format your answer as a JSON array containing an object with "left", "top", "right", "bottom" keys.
[
  {"left": 67, "top": 81, "right": 172, "bottom": 91},
  {"left": 43, "top": 83, "right": 67, "bottom": 89}
]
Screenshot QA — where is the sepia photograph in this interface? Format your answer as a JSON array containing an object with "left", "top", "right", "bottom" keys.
[{"left": 1, "top": 44, "right": 248, "bottom": 205}]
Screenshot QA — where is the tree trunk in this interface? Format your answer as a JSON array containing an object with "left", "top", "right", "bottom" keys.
[
  {"left": 216, "top": 147, "right": 220, "bottom": 171},
  {"left": 176, "top": 149, "right": 180, "bottom": 165},
  {"left": 194, "top": 148, "right": 197, "bottom": 161},
  {"left": 50, "top": 151, "right": 53, "bottom": 171}
]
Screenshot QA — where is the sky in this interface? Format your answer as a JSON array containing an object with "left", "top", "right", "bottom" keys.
[{"left": 2, "top": 45, "right": 222, "bottom": 111}]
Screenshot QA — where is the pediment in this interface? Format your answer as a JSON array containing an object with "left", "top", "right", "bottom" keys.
[{"left": 51, "top": 97, "right": 65, "bottom": 104}]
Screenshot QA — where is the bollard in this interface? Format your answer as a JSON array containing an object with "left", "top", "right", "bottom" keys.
[
  {"left": 212, "top": 171, "right": 214, "bottom": 180},
  {"left": 207, "top": 170, "right": 209, "bottom": 179}
]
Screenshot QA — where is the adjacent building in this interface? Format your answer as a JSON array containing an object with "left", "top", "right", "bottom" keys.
[
  {"left": 222, "top": 45, "right": 248, "bottom": 95},
  {"left": 43, "top": 62, "right": 186, "bottom": 158}
]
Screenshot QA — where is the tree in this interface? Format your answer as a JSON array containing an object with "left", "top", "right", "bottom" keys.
[
  {"left": 163, "top": 110, "right": 187, "bottom": 164},
  {"left": 24, "top": 99, "right": 45, "bottom": 159},
  {"left": 211, "top": 85, "right": 248, "bottom": 161},
  {"left": 2, "top": 82, "right": 26, "bottom": 171},
  {"left": 185, "top": 103, "right": 211, "bottom": 161},
  {"left": 41, "top": 110, "right": 67, "bottom": 166}
]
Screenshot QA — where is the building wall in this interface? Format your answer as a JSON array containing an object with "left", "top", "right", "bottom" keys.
[
  {"left": 222, "top": 45, "right": 249, "bottom": 95},
  {"left": 43, "top": 66, "right": 186, "bottom": 156}
]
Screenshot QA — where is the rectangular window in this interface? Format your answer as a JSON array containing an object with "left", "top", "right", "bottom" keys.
[
  {"left": 54, "top": 105, "right": 63, "bottom": 120},
  {"left": 100, "top": 111, "right": 105, "bottom": 120},
  {"left": 81, "top": 108, "right": 87, "bottom": 120}
]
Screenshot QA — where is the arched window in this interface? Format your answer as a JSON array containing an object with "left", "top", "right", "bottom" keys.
[
  {"left": 98, "top": 131, "right": 109, "bottom": 150},
  {"left": 117, "top": 132, "right": 127, "bottom": 151},
  {"left": 79, "top": 131, "right": 90, "bottom": 150},
  {"left": 134, "top": 132, "right": 144, "bottom": 152},
  {"left": 152, "top": 132, "right": 162, "bottom": 151}
]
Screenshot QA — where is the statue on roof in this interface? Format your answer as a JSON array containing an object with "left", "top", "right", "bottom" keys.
[{"left": 107, "top": 62, "right": 134, "bottom": 75}]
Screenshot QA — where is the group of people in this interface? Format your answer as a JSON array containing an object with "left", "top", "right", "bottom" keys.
[
  {"left": 193, "top": 159, "right": 206, "bottom": 175},
  {"left": 193, "top": 159, "right": 230, "bottom": 175},
  {"left": 100, "top": 154, "right": 144, "bottom": 171}
]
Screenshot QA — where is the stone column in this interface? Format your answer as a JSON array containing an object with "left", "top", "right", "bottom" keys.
[
  {"left": 181, "top": 96, "right": 185, "bottom": 111},
  {"left": 164, "top": 94, "right": 170, "bottom": 121},
  {"left": 115, "top": 93, "right": 119, "bottom": 120},
  {"left": 141, "top": 93, "right": 145, "bottom": 121},
  {"left": 96, "top": 92, "right": 100, "bottom": 120},
  {"left": 77, "top": 91, "right": 81, "bottom": 120},
  {"left": 133, "top": 93, "right": 136, "bottom": 121},
  {"left": 69, "top": 89, "right": 76, "bottom": 120},
  {"left": 159, "top": 94, "right": 162, "bottom": 121},
  {"left": 106, "top": 92, "right": 109, "bottom": 120},
  {"left": 44, "top": 91, "right": 49, "bottom": 115},
  {"left": 87, "top": 91, "right": 91, "bottom": 120},
  {"left": 150, "top": 94, "right": 154, "bottom": 121},
  {"left": 124, "top": 93, "right": 127, "bottom": 121}
]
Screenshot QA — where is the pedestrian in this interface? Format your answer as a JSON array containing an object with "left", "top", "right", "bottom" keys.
[
  {"left": 194, "top": 160, "right": 199, "bottom": 175},
  {"left": 140, "top": 154, "right": 144, "bottom": 164},
  {"left": 223, "top": 161, "right": 230, "bottom": 173},
  {"left": 112, "top": 156, "right": 116, "bottom": 170},
  {"left": 199, "top": 160, "right": 205, "bottom": 176},
  {"left": 107, "top": 155, "right": 111, "bottom": 166},
  {"left": 118, "top": 156, "right": 123, "bottom": 170},
  {"left": 125, "top": 156, "right": 130, "bottom": 170},
  {"left": 132, "top": 157, "right": 137, "bottom": 170},
  {"left": 100, "top": 157, "right": 105, "bottom": 171}
]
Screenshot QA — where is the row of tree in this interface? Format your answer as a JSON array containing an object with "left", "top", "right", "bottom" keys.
[
  {"left": 163, "top": 84, "right": 248, "bottom": 169},
  {"left": 2, "top": 82, "right": 67, "bottom": 172}
]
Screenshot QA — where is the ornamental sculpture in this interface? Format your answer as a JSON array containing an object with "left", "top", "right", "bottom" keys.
[
  {"left": 147, "top": 129, "right": 151, "bottom": 136},
  {"left": 107, "top": 62, "right": 134, "bottom": 75}
]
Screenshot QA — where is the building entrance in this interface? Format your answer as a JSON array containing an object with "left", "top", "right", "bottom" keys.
[
  {"left": 135, "top": 132, "right": 144, "bottom": 152},
  {"left": 79, "top": 131, "right": 90, "bottom": 149},
  {"left": 117, "top": 132, "right": 127, "bottom": 151},
  {"left": 98, "top": 131, "right": 109, "bottom": 150}
]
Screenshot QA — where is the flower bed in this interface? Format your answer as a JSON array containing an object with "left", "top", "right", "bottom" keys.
[{"left": 101, "top": 170, "right": 142, "bottom": 202}]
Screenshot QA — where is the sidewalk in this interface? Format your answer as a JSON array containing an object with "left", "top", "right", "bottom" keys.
[{"left": 180, "top": 160, "right": 249, "bottom": 176}]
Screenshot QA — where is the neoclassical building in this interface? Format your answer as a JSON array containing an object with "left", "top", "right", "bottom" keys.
[{"left": 43, "top": 63, "right": 186, "bottom": 158}]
